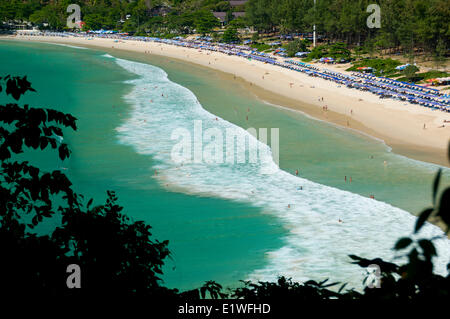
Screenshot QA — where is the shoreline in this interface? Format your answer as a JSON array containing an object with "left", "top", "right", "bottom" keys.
[{"left": 3, "top": 35, "right": 450, "bottom": 167}]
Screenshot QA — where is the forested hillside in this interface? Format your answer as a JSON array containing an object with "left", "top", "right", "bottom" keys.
[
  {"left": 246, "top": 0, "right": 449, "bottom": 56},
  {"left": 1, "top": 0, "right": 448, "bottom": 56}
]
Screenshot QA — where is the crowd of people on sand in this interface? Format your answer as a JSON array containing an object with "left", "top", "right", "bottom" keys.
[{"left": 17, "top": 31, "right": 450, "bottom": 112}]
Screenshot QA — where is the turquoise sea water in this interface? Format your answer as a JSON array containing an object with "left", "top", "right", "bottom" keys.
[{"left": 1, "top": 40, "right": 449, "bottom": 290}]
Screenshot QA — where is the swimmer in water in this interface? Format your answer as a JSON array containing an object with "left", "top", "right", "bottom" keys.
[
  {"left": 295, "top": 169, "right": 299, "bottom": 176},
  {"left": 287, "top": 204, "right": 291, "bottom": 209}
]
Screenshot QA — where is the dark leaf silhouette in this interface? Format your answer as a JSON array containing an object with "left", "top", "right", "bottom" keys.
[
  {"left": 415, "top": 208, "right": 434, "bottom": 233},
  {"left": 418, "top": 239, "right": 437, "bottom": 257},
  {"left": 3, "top": 75, "right": 36, "bottom": 100},
  {"left": 432, "top": 169, "right": 442, "bottom": 205},
  {"left": 437, "top": 188, "right": 450, "bottom": 228},
  {"left": 1, "top": 75, "right": 449, "bottom": 300}
]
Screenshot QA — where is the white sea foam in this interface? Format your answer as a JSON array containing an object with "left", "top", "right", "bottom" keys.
[
  {"left": 113, "top": 56, "right": 450, "bottom": 290},
  {"left": 42, "top": 42, "right": 87, "bottom": 50}
]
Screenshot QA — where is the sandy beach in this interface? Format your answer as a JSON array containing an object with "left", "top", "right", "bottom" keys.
[{"left": 4, "top": 34, "right": 450, "bottom": 166}]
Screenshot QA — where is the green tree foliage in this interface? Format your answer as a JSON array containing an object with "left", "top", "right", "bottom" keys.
[
  {"left": 285, "top": 39, "right": 309, "bottom": 57},
  {"left": 403, "top": 64, "right": 420, "bottom": 82},
  {"left": 0, "top": 76, "right": 176, "bottom": 296},
  {"left": 347, "top": 58, "right": 402, "bottom": 77},
  {"left": 307, "top": 42, "right": 351, "bottom": 61},
  {"left": 194, "top": 10, "right": 219, "bottom": 35},
  {"left": 222, "top": 25, "right": 239, "bottom": 43},
  {"left": 245, "top": 0, "right": 449, "bottom": 56},
  {"left": 5, "top": 0, "right": 448, "bottom": 57}
]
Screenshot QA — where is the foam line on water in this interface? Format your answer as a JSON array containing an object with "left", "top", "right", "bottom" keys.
[
  {"left": 111, "top": 55, "right": 450, "bottom": 290},
  {"left": 41, "top": 42, "right": 88, "bottom": 50},
  {"left": 262, "top": 100, "right": 449, "bottom": 171},
  {"left": 261, "top": 99, "right": 393, "bottom": 152}
]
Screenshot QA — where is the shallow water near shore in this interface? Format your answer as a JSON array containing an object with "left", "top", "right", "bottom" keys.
[{"left": 1, "top": 40, "right": 449, "bottom": 291}]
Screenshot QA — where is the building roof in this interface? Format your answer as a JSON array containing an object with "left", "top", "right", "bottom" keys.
[
  {"left": 213, "top": 12, "right": 227, "bottom": 22},
  {"left": 229, "top": 1, "right": 248, "bottom": 6},
  {"left": 213, "top": 11, "right": 246, "bottom": 22}
]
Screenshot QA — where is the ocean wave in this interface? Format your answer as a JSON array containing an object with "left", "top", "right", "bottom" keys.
[
  {"left": 113, "top": 56, "right": 450, "bottom": 290},
  {"left": 42, "top": 42, "right": 88, "bottom": 50}
]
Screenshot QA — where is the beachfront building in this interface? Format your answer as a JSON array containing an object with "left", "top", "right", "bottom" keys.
[
  {"left": 229, "top": 1, "right": 248, "bottom": 6},
  {"left": 148, "top": 4, "right": 172, "bottom": 17},
  {"left": 212, "top": 0, "right": 247, "bottom": 27},
  {"left": 1, "top": 20, "right": 34, "bottom": 31},
  {"left": 213, "top": 12, "right": 246, "bottom": 26}
]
